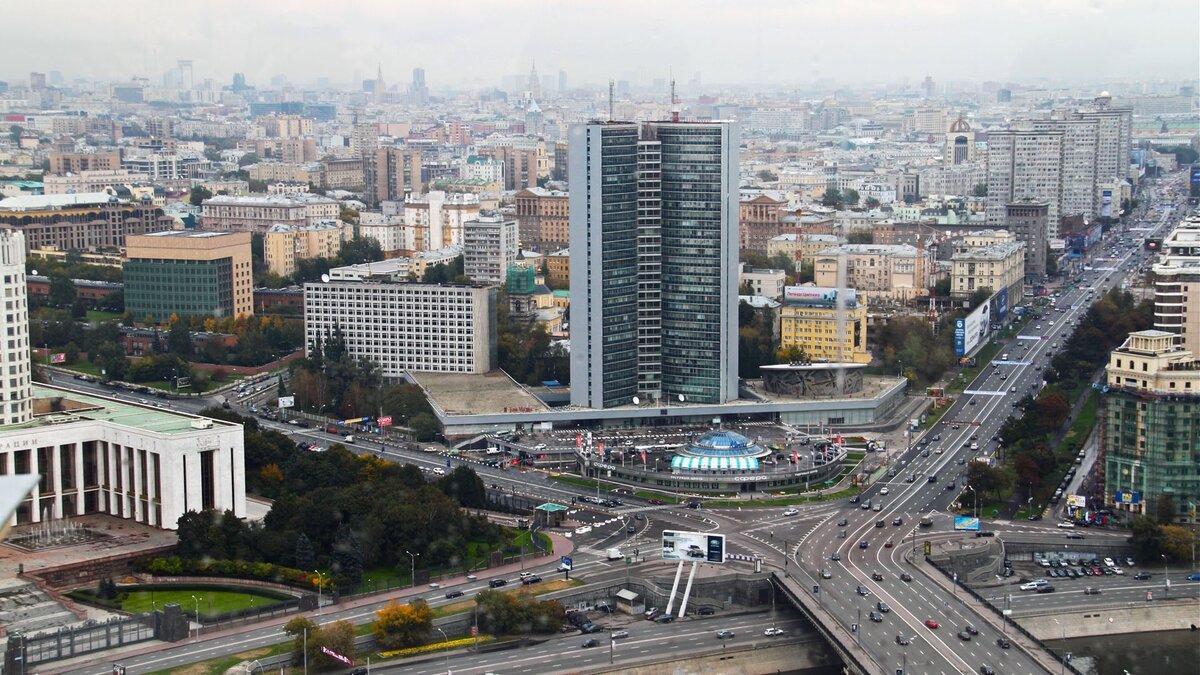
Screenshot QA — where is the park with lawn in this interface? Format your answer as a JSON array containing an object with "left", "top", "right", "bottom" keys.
[{"left": 68, "top": 582, "right": 295, "bottom": 620}]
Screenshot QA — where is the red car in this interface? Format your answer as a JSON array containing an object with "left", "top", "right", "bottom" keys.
[
  {"left": 884, "top": 541, "right": 894, "bottom": 548},
  {"left": 925, "top": 619, "right": 940, "bottom": 629},
  {"left": 647, "top": 498, "right": 664, "bottom": 505}
]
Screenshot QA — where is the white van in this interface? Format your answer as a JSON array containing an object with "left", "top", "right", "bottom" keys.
[{"left": 343, "top": 435, "right": 355, "bottom": 444}]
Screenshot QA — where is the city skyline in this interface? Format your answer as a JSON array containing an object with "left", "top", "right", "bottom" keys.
[{"left": 5, "top": 0, "right": 1198, "bottom": 90}]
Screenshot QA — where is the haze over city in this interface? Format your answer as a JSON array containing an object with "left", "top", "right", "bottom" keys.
[{"left": 6, "top": 0, "right": 1199, "bottom": 87}]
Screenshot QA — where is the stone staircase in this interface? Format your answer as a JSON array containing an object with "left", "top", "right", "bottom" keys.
[{"left": 0, "top": 578, "right": 80, "bottom": 636}]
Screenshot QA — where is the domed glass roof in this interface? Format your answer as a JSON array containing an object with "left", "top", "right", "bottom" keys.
[{"left": 678, "top": 430, "right": 768, "bottom": 458}]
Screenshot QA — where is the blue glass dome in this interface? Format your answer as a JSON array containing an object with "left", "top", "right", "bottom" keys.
[{"left": 678, "top": 430, "right": 768, "bottom": 459}]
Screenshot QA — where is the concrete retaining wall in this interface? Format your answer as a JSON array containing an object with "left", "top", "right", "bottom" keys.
[{"left": 1021, "top": 601, "right": 1200, "bottom": 639}]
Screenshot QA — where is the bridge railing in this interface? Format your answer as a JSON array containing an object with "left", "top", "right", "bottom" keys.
[{"left": 770, "top": 571, "right": 881, "bottom": 675}]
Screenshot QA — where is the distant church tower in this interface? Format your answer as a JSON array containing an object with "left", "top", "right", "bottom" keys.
[
  {"left": 944, "top": 114, "right": 975, "bottom": 167},
  {"left": 373, "top": 63, "right": 385, "bottom": 101},
  {"left": 527, "top": 61, "right": 541, "bottom": 101}
]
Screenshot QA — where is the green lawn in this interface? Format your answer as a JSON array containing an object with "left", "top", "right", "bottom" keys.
[
  {"left": 71, "top": 585, "right": 290, "bottom": 618},
  {"left": 85, "top": 310, "right": 121, "bottom": 322}
]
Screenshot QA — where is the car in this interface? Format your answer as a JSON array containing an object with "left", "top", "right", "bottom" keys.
[
  {"left": 860, "top": 540, "right": 870, "bottom": 549},
  {"left": 1103, "top": 557, "right": 1115, "bottom": 567},
  {"left": 783, "top": 508, "right": 800, "bottom": 516},
  {"left": 958, "top": 631, "right": 972, "bottom": 641},
  {"left": 1188, "top": 572, "right": 1200, "bottom": 581},
  {"left": 611, "top": 630, "right": 629, "bottom": 639},
  {"left": 877, "top": 601, "right": 891, "bottom": 613},
  {"left": 821, "top": 568, "right": 833, "bottom": 579},
  {"left": 445, "top": 590, "right": 464, "bottom": 599},
  {"left": 899, "top": 572, "right": 913, "bottom": 582},
  {"left": 764, "top": 627, "right": 785, "bottom": 636},
  {"left": 996, "top": 637, "right": 1011, "bottom": 649},
  {"left": 644, "top": 608, "right": 661, "bottom": 620},
  {"left": 582, "top": 638, "right": 600, "bottom": 648},
  {"left": 925, "top": 619, "right": 939, "bottom": 629},
  {"left": 1038, "top": 585, "right": 1056, "bottom": 593},
  {"left": 869, "top": 611, "right": 883, "bottom": 623},
  {"left": 1020, "top": 580, "right": 1046, "bottom": 591},
  {"left": 488, "top": 578, "right": 508, "bottom": 588},
  {"left": 861, "top": 500, "right": 871, "bottom": 510},
  {"left": 1028, "top": 514, "right": 1043, "bottom": 521},
  {"left": 963, "top": 624, "right": 978, "bottom": 635},
  {"left": 654, "top": 615, "right": 675, "bottom": 623},
  {"left": 856, "top": 585, "right": 871, "bottom": 597},
  {"left": 1057, "top": 521, "right": 1076, "bottom": 528},
  {"left": 1134, "top": 572, "right": 1152, "bottom": 580},
  {"left": 879, "top": 487, "right": 890, "bottom": 496},
  {"left": 1084, "top": 587, "right": 1101, "bottom": 595},
  {"left": 875, "top": 520, "right": 885, "bottom": 528},
  {"left": 980, "top": 667, "right": 996, "bottom": 675},
  {"left": 647, "top": 498, "right": 664, "bottom": 505},
  {"left": 697, "top": 606, "right": 716, "bottom": 615},
  {"left": 838, "top": 518, "right": 848, "bottom": 526},
  {"left": 831, "top": 552, "right": 841, "bottom": 561},
  {"left": 1126, "top": 557, "right": 1136, "bottom": 567},
  {"left": 849, "top": 496, "right": 861, "bottom": 504},
  {"left": 896, "top": 634, "right": 911, "bottom": 645},
  {"left": 521, "top": 574, "right": 542, "bottom": 585},
  {"left": 716, "top": 629, "right": 735, "bottom": 639}
]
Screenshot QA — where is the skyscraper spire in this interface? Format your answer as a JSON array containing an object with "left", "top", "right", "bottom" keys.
[
  {"left": 527, "top": 60, "right": 541, "bottom": 100},
  {"left": 374, "top": 62, "right": 385, "bottom": 100}
]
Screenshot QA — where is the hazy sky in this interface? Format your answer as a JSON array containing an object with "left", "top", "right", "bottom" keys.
[{"left": 6, "top": 0, "right": 1198, "bottom": 90}]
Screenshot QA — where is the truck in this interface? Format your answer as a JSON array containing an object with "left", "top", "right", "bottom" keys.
[{"left": 606, "top": 548, "right": 623, "bottom": 560}]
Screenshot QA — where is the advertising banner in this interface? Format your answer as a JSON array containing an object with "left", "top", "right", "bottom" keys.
[
  {"left": 953, "top": 516, "right": 981, "bottom": 531},
  {"left": 783, "top": 286, "right": 857, "bottom": 306},
  {"left": 661, "top": 530, "right": 726, "bottom": 564},
  {"left": 1066, "top": 494, "right": 1087, "bottom": 508},
  {"left": 377, "top": 415, "right": 393, "bottom": 427},
  {"left": 954, "top": 301, "right": 991, "bottom": 356},
  {"left": 277, "top": 396, "right": 295, "bottom": 409},
  {"left": 1115, "top": 491, "right": 1141, "bottom": 505}
]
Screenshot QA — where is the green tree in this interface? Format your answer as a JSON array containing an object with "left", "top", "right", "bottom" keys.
[
  {"left": 820, "top": 188, "right": 843, "bottom": 208},
  {"left": 756, "top": 169, "right": 778, "bottom": 182},
  {"left": 864, "top": 197, "right": 881, "bottom": 209},
  {"left": 1045, "top": 245, "right": 1058, "bottom": 276},
  {"left": 48, "top": 272, "right": 76, "bottom": 308},
  {"left": 295, "top": 533, "right": 316, "bottom": 570},
  {"left": 437, "top": 466, "right": 488, "bottom": 509},
  {"left": 283, "top": 616, "right": 319, "bottom": 667},
  {"left": 167, "top": 320, "right": 194, "bottom": 358},
  {"left": 843, "top": 188, "right": 860, "bottom": 206},
  {"left": 338, "top": 237, "right": 384, "bottom": 266},
  {"left": 933, "top": 277, "right": 951, "bottom": 297},
  {"left": 188, "top": 186, "right": 213, "bottom": 206},
  {"left": 409, "top": 412, "right": 440, "bottom": 442},
  {"left": 93, "top": 341, "right": 128, "bottom": 381},
  {"left": 966, "top": 461, "right": 1011, "bottom": 503},
  {"left": 847, "top": 230, "right": 874, "bottom": 245},
  {"left": 1154, "top": 494, "right": 1177, "bottom": 525},
  {"left": 972, "top": 183, "right": 988, "bottom": 198},
  {"left": 238, "top": 152, "right": 260, "bottom": 167}
]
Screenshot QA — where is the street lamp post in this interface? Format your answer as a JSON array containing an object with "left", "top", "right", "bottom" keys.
[
  {"left": 1162, "top": 554, "right": 1169, "bottom": 596},
  {"left": 435, "top": 627, "right": 449, "bottom": 674},
  {"left": 190, "top": 595, "right": 201, "bottom": 639},
  {"left": 406, "top": 550, "right": 419, "bottom": 589},
  {"left": 967, "top": 485, "right": 978, "bottom": 520},
  {"left": 314, "top": 570, "right": 326, "bottom": 615},
  {"left": 1052, "top": 618, "right": 1067, "bottom": 675}
]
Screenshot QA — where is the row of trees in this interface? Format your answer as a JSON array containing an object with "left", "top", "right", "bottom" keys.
[
  {"left": 874, "top": 316, "right": 957, "bottom": 386},
  {"left": 1045, "top": 289, "right": 1153, "bottom": 392},
  {"left": 496, "top": 296, "right": 569, "bottom": 386},
  {"left": 177, "top": 413, "right": 506, "bottom": 589}
]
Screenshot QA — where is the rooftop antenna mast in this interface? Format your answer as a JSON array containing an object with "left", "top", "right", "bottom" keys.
[
  {"left": 671, "top": 76, "right": 679, "bottom": 123},
  {"left": 608, "top": 79, "right": 615, "bottom": 121}
]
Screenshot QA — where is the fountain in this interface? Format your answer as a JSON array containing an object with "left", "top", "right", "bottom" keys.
[{"left": 5, "top": 510, "right": 109, "bottom": 551}]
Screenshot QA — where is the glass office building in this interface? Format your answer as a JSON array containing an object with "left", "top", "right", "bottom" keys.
[{"left": 570, "top": 121, "right": 738, "bottom": 408}]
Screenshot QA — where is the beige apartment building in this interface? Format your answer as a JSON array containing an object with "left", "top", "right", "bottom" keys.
[
  {"left": 402, "top": 191, "right": 480, "bottom": 251},
  {"left": 813, "top": 244, "right": 932, "bottom": 305},
  {"left": 42, "top": 170, "right": 138, "bottom": 195},
  {"left": 1152, "top": 215, "right": 1200, "bottom": 355},
  {"left": 247, "top": 163, "right": 319, "bottom": 185},
  {"left": 263, "top": 221, "right": 346, "bottom": 277},
  {"left": 779, "top": 298, "right": 871, "bottom": 365},
  {"left": 319, "top": 158, "right": 365, "bottom": 190},
  {"left": 739, "top": 194, "right": 785, "bottom": 255},
  {"left": 950, "top": 239, "right": 1025, "bottom": 300},
  {"left": 48, "top": 151, "right": 122, "bottom": 175},
  {"left": 124, "top": 231, "right": 254, "bottom": 322},
  {"left": 768, "top": 233, "right": 844, "bottom": 267},
  {"left": 514, "top": 187, "right": 569, "bottom": 251},
  {"left": 201, "top": 194, "right": 338, "bottom": 232}
]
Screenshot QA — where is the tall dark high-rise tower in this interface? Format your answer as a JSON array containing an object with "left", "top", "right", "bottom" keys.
[{"left": 569, "top": 121, "right": 740, "bottom": 408}]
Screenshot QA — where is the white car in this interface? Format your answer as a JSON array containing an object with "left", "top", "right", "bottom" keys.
[
  {"left": 1056, "top": 521, "right": 1076, "bottom": 528},
  {"left": 783, "top": 508, "right": 800, "bottom": 516},
  {"left": 879, "top": 487, "right": 890, "bottom": 495},
  {"left": 1103, "top": 557, "right": 1115, "bottom": 567},
  {"left": 763, "top": 627, "right": 785, "bottom": 636},
  {"left": 1021, "top": 579, "right": 1049, "bottom": 591}
]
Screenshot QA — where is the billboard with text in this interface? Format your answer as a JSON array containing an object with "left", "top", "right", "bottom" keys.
[
  {"left": 784, "top": 286, "right": 857, "bottom": 307},
  {"left": 661, "top": 530, "right": 726, "bottom": 564},
  {"left": 953, "top": 516, "right": 981, "bottom": 531},
  {"left": 954, "top": 301, "right": 991, "bottom": 356}
]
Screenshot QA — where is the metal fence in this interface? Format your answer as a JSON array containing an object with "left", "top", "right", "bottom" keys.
[{"left": 20, "top": 614, "right": 156, "bottom": 667}]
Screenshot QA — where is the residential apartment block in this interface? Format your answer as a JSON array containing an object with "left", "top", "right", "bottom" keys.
[
  {"left": 463, "top": 216, "right": 518, "bottom": 284},
  {"left": 813, "top": 244, "right": 932, "bottom": 305},
  {"left": 514, "top": 187, "right": 569, "bottom": 251},
  {"left": 200, "top": 194, "right": 338, "bottom": 232},
  {"left": 779, "top": 288, "right": 870, "bottom": 365},
  {"left": 304, "top": 278, "right": 496, "bottom": 377},
  {"left": 263, "top": 221, "right": 346, "bottom": 278},
  {"left": 0, "top": 193, "right": 173, "bottom": 254}
]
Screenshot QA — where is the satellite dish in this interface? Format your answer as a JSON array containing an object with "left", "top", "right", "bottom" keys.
[
  {"left": 30, "top": 269, "right": 38, "bottom": 277},
  {"left": 678, "top": 394, "right": 685, "bottom": 402},
  {"left": 320, "top": 274, "right": 330, "bottom": 283},
  {"left": 632, "top": 396, "right": 640, "bottom": 406}
]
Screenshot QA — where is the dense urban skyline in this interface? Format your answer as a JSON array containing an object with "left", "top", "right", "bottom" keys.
[{"left": 6, "top": 0, "right": 1199, "bottom": 89}]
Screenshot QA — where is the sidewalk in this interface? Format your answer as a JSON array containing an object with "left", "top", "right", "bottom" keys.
[{"left": 40, "top": 532, "right": 576, "bottom": 674}]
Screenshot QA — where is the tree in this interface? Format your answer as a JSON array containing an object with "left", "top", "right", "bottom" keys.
[
  {"left": 1128, "top": 516, "right": 1164, "bottom": 561},
  {"left": 409, "top": 412, "right": 440, "bottom": 442},
  {"left": 820, "top": 188, "right": 843, "bottom": 208},
  {"left": 843, "top": 188, "right": 860, "bottom": 206},
  {"left": 756, "top": 169, "right": 778, "bottom": 182},
  {"left": 847, "top": 230, "right": 874, "bottom": 245},
  {"left": 238, "top": 153, "right": 260, "bottom": 167},
  {"left": 373, "top": 599, "right": 433, "bottom": 649},
  {"left": 94, "top": 341, "right": 128, "bottom": 381},
  {"left": 864, "top": 197, "right": 881, "bottom": 209},
  {"left": 437, "top": 466, "right": 488, "bottom": 509},
  {"left": 283, "top": 616, "right": 319, "bottom": 667},
  {"left": 167, "top": 320, "right": 194, "bottom": 358},
  {"left": 188, "top": 186, "right": 213, "bottom": 206},
  {"left": 933, "top": 277, "right": 952, "bottom": 297},
  {"left": 313, "top": 619, "right": 356, "bottom": 670},
  {"left": 966, "top": 462, "right": 1011, "bottom": 504},
  {"left": 1160, "top": 525, "right": 1194, "bottom": 561},
  {"left": 331, "top": 524, "right": 363, "bottom": 585},
  {"left": 1045, "top": 245, "right": 1058, "bottom": 276},
  {"left": 48, "top": 272, "right": 76, "bottom": 308},
  {"left": 295, "top": 533, "right": 316, "bottom": 571},
  {"left": 338, "top": 237, "right": 384, "bottom": 266},
  {"left": 1154, "top": 494, "right": 1177, "bottom": 525},
  {"left": 972, "top": 183, "right": 988, "bottom": 198}
]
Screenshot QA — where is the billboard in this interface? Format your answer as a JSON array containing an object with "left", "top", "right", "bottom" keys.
[
  {"left": 954, "top": 301, "right": 991, "bottom": 356},
  {"left": 277, "top": 396, "right": 295, "bottom": 409},
  {"left": 1115, "top": 491, "right": 1141, "bottom": 505},
  {"left": 991, "top": 287, "right": 1009, "bottom": 321},
  {"left": 953, "top": 516, "right": 980, "bottom": 531},
  {"left": 1189, "top": 165, "right": 1200, "bottom": 199},
  {"left": 784, "top": 286, "right": 857, "bottom": 307},
  {"left": 1099, "top": 189, "right": 1114, "bottom": 218},
  {"left": 1066, "top": 494, "right": 1087, "bottom": 508},
  {"left": 661, "top": 530, "right": 726, "bottom": 564}
]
